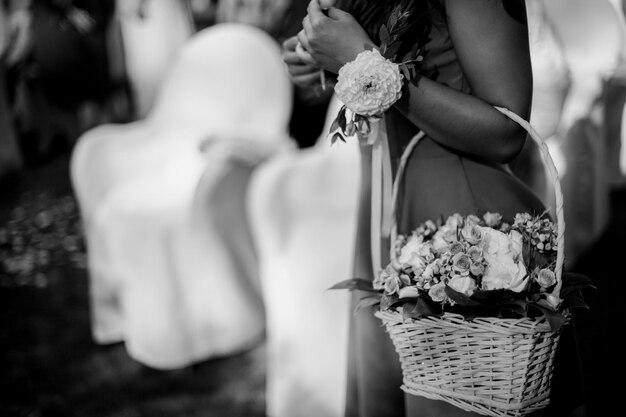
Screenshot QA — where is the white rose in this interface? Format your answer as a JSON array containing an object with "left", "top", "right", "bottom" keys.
[
  {"left": 465, "top": 214, "right": 481, "bottom": 226},
  {"left": 430, "top": 230, "right": 449, "bottom": 252},
  {"left": 428, "top": 282, "right": 447, "bottom": 302},
  {"left": 398, "top": 235, "right": 428, "bottom": 270},
  {"left": 481, "top": 255, "right": 529, "bottom": 293},
  {"left": 535, "top": 268, "right": 557, "bottom": 288},
  {"left": 445, "top": 213, "right": 464, "bottom": 230},
  {"left": 483, "top": 212, "right": 503, "bottom": 228},
  {"left": 383, "top": 275, "right": 399, "bottom": 295},
  {"left": 448, "top": 275, "right": 477, "bottom": 296},
  {"left": 431, "top": 226, "right": 457, "bottom": 252},
  {"left": 461, "top": 223, "right": 484, "bottom": 245},
  {"left": 480, "top": 227, "right": 512, "bottom": 257}
]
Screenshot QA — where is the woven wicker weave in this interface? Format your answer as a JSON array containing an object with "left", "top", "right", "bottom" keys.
[{"left": 375, "top": 106, "right": 568, "bottom": 416}]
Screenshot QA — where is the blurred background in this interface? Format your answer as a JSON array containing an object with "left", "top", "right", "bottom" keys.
[{"left": 1, "top": 0, "right": 625, "bottom": 416}]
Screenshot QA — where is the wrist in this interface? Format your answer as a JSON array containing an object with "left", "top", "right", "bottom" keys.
[{"left": 335, "top": 49, "right": 404, "bottom": 117}]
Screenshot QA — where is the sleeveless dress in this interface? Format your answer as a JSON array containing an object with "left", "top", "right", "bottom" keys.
[{"left": 344, "top": 5, "right": 584, "bottom": 417}]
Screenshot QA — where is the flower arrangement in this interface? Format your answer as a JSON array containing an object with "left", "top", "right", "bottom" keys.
[{"left": 332, "top": 211, "right": 592, "bottom": 330}]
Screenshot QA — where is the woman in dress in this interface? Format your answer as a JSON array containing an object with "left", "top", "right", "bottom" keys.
[{"left": 285, "top": 1, "right": 585, "bottom": 416}]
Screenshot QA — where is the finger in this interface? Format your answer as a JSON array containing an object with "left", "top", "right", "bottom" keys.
[
  {"left": 289, "top": 63, "right": 320, "bottom": 77},
  {"left": 296, "top": 29, "right": 311, "bottom": 53},
  {"left": 326, "top": 6, "right": 348, "bottom": 19},
  {"left": 301, "top": 15, "right": 312, "bottom": 40},
  {"left": 295, "top": 41, "right": 316, "bottom": 66},
  {"left": 292, "top": 72, "right": 323, "bottom": 87},
  {"left": 307, "top": 0, "right": 327, "bottom": 23},
  {"left": 282, "top": 36, "right": 298, "bottom": 52},
  {"left": 283, "top": 50, "right": 305, "bottom": 65}
]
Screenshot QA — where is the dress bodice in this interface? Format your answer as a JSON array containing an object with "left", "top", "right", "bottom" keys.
[{"left": 386, "top": 3, "right": 470, "bottom": 161}]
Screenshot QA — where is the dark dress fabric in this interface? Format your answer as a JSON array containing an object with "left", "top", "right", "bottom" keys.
[{"left": 344, "top": 4, "right": 584, "bottom": 417}]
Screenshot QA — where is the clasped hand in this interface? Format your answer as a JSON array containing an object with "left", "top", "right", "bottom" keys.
[{"left": 282, "top": 0, "right": 374, "bottom": 91}]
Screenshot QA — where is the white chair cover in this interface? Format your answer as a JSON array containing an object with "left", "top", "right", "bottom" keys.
[
  {"left": 70, "top": 23, "right": 293, "bottom": 369},
  {"left": 248, "top": 95, "right": 360, "bottom": 417}
]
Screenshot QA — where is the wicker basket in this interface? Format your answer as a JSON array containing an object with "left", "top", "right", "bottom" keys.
[{"left": 375, "top": 106, "right": 568, "bottom": 416}]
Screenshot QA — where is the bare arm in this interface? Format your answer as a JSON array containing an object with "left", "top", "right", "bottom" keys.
[{"left": 395, "top": 0, "right": 533, "bottom": 162}]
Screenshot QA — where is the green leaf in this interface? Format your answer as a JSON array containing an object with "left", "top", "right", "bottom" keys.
[
  {"left": 388, "top": 10, "right": 398, "bottom": 29},
  {"left": 355, "top": 295, "right": 381, "bottom": 313},
  {"left": 330, "top": 117, "right": 340, "bottom": 133},
  {"left": 400, "top": 63, "right": 411, "bottom": 81},
  {"left": 380, "top": 293, "right": 399, "bottom": 310},
  {"left": 331, "top": 132, "right": 345, "bottom": 145},
  {"left": 328, "top": 278, "right": 377, "bottom": 292},
  {"left": 566, "top": 296, "right": 589, "bottom": 310},
  {"left": 531, "top": 303, "right": 567, "bottom": 331},
  {"left": 379, "top": 24, "right": 391, "bottom": 48},
  {"left": 385, "top": 42, "right": 402, "bottom": 61},
  {"left": 338, "top": 107, "right": 347, "bottom": 131},
  {"left": 409, "top": 295, "right": 442, "bottom": 318},
  {"left": 411, "top": 43, "right": 421, "bottom": 60},
  {"left": 402, "top": 51, "right": 414, "bottom": 64},
  {"left": 561, "top": 271, "right": 593, "bottom": 287},
  {"left": 445, "top": 286, "right": 484, "bottom": 307},
  {"left": 498, "top": 302, "right": 526, "bottom": 316},
  {"left": 401, "top": 301, "right": 417, "bottom": 319}
]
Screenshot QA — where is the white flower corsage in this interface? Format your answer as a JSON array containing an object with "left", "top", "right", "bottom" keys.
[
  {"left": 328, "top": 5, "right": 427, "bottom": 145},
  {"left": 329, "top": 49, "right": 403, "bottom": 144},
  {"left": 336, "top": 49, "right": 403, "bottom": 118}
]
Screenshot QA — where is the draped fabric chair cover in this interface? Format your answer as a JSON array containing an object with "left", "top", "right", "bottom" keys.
[
  {"left": 248, "top": 96, "right": 360, "bottom": 417},
  {"left": 70, "top": 23, "right": 293, "bottom": 369}
]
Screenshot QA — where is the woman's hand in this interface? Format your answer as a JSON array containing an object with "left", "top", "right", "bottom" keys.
[
  {"left": 297, "top": 0, "right": 375, "bottom": 74},
  {"left": 282, "top": 35, "right": 323, "bottom": 90}
]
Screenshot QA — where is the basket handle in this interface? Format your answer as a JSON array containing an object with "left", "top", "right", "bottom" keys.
[{"left": 388, "top": 106, "right": 565, "bottom": 295}]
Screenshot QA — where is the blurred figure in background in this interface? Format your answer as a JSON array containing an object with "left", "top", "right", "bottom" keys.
[
  {"left": 114, "top": 0, "right": 195, "bottom": 119},
  {"left": 0, "top": 1, "right": 25, "bottom": 184},
  {"left": 3, "top": 0, "right": 117, "bottom": 164},
  {"left": 513, "top": 0, "right": 621, "bottom": 268},
  {"left": 541, "top": 0, "right": 621, "bottom": 268},
  {"left": 605, "top": 0, "right": 626, "bottom": 189},
  {"left": 215, "top": 0, "right": 290, "bottom": 36}
]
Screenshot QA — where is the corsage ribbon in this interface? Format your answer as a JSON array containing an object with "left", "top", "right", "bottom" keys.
[
  {"left": 370, "top": 124, "right": 425, "bottom": 274},
  {"left": 370, "top": 117, "right": 393, "bottom": 274}
]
